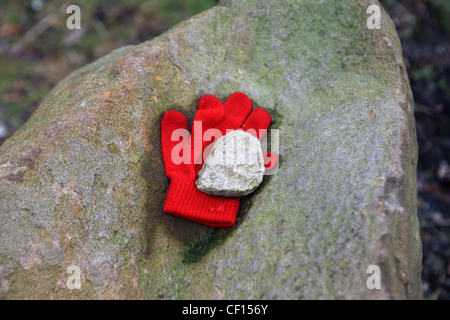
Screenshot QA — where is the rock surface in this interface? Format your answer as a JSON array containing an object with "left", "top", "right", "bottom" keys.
[
  {"left": 0, "top": 0, "right": 421, "bottom": 299},
  {"left": 196, "top": 130, "right": 265, "bottom": 197}
]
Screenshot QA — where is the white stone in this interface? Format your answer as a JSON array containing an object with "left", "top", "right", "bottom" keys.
[{"left": 196, "top": 130, "right": 265, "bottom": 197}]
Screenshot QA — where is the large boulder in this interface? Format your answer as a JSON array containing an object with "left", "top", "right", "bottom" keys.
[{"left": 0, "top": 0, "right": 421, "bottom": 299}]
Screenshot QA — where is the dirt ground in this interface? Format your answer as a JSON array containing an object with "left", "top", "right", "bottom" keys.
[{"left": 0, "top": 0, "right": 449, "bottom": 299}]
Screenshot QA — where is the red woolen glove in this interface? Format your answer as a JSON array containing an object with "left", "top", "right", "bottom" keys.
[{"left": 160, "top": 92, "right": 273, "bottom": 227}]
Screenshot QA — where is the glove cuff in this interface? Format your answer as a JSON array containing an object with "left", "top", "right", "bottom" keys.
[{"left": 163, "top": 177, "right": 240, "bottom": 228}]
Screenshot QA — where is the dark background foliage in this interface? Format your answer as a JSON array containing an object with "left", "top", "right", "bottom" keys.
[
  {"left": 0, "top": 0, "right": 448, "bottom": 299},
  {"left": 380, "top": 0, "right": 450, "bottom": 300}
]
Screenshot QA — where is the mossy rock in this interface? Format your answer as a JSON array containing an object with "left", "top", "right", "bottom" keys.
[{"left": 0, "top": 0, "right": 421, "bottom": 299}]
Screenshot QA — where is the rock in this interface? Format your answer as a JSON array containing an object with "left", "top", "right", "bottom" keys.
[
  {"left": 0, "top": 0, "right": 422, "bottom": 299},
  {"left": 196, "top": 130, "right": 265, "bottom": 197}
]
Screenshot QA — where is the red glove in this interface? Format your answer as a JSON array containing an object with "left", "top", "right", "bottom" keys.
[{"left": 160, "top": 92, "right": 273, "bottom": 227}]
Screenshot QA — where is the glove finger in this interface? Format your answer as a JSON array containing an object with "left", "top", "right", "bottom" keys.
[
  {"left": 191, "top": 95, "right": 224, "bottom": 166},
  {"left": 193, "top": 95, "right": 225, "bottom": 132},
  {"left": 217, "top": 92, "right": 253, "bottom": 132},
  {"left": 161, "top": 111, "right": 191, "bottom": 178},
  {"left": 241, "top": 108, "right": 272, "bottom": 140}
]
